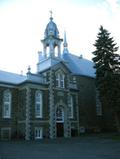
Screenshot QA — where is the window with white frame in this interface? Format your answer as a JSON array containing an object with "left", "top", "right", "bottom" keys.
[
  {"left": 35, "top": 91, "right": 43, "bottom": 118},
  {"left": 68, "top": 95, "right": 74, "bottom": 118},
  {"left": 3, "top": 90, "right": 12, "bottom": 118},
  {"left": 56, "top": 72, "right": 65, "bottom": 88},
  {"left": 35, "top": 127, "right": 43, "bottom": 139},
  {"left": 56, "top": 73, "right": 60, "bottom": 87}
]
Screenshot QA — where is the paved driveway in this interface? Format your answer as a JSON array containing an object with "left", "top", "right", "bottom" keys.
[{"left": 0, "top": 136, "right": 120, "bottom": 159}]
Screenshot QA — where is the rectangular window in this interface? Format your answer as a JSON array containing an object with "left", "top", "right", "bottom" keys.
[
  {"left": 56, "top": 73, "right": 65, "bottom": 88},
  {"left": 60, "top": 74, "right": 65, "bottom": 88},
  {"left": 4, "top": 104, "right": 10, "bottom": 117},
  {"left": 3, "top": 90, "right": 11, "bottom": 118},
  {"left": 56, "top": 74, "right": 60, "bottom": 87},
  {"left": 35, "top": 127, "right": 43, "bottom": 139},
  {"left": 35, "top": 91, "right": 43, "bottom": 118}
]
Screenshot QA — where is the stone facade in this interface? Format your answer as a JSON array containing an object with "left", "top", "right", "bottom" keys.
[
  {"left": 0, "top": 15, "right": 114, "bottom": 140},
  {"left": 0, "top": 67, "right": 97, "bottom": 140}
]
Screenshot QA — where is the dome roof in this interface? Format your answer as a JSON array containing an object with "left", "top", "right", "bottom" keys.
[{"left": 44, "top": 17, "right": 59, "bottom": 38}]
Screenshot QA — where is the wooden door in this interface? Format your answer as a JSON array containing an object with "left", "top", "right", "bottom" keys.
[{"left": 56, "top": 123, "right": 64, "bottom": 137}]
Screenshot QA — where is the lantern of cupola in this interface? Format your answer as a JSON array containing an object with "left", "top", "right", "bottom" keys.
[{"left": 41, "top": 12, "right": 63, "bottom": 59}]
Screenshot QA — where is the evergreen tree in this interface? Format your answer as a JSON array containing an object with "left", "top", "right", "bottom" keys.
[{"left": 92, "top": 26, "right": 120, "bottom": 132}]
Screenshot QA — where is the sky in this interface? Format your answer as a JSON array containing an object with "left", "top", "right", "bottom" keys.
[{"left": 0, "top": 0, "right": 120, "bottom": 74}]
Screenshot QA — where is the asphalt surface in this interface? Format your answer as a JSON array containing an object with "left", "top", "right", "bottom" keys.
[{"left": 0, "top": 135, "right": 120, "bottom": 159}]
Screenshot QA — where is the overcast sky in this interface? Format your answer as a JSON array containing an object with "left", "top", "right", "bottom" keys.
[{"left": 0, "top": 0, "right": 120, "bottom": 74}]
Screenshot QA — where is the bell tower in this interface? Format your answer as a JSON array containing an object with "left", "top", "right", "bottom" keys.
[
  {"left": 42, "top": 12, "right": 63, "bottom": 59},
  {"left": 37, "top": 13, "right": 63, "bottom": 72}
]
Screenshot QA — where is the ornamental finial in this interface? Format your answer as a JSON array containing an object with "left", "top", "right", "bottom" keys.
[
  {"left": 50, "top": 10, "right": 53, "bottom": 20},
  {"left": 27, "top": 65, "right": 31, "bottom": 73}
]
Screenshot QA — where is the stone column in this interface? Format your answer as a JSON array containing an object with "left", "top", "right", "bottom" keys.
[
  {"left": 49, "top": 69, "right": 56, "bottom": 139},
  {"left": 49, "top": 41, "right": 54, "bottom": 58},
  {"left": 25, "top": 87, "right": 31, "bottom": 140},
  {"left": 76, "top": 94, "right": 80, "bottom": 136},
  {"left": 64, "top": 75, "right": 71, "bottom": 138}
]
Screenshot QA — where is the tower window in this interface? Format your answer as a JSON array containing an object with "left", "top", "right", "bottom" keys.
[
  {"left": 56, "top": 72, "right": 65, "bottom": 88},
  {"left": 35, "top": 91, "right": 43, "bottom": 118},
  {"left": 3, "top": 90, "right": 12, "bottom": 118}
]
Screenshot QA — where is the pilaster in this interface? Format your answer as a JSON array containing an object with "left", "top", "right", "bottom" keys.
[
  {"left": 64, "top": 75, "right": 71, "bottom": 138},
  {"left": 76, "top": 94, "right": 80, "bottom": 136},
  {"left": 25, "top": 87, "right": 31, "bottom": 140},
  {"left": 48, "top": 68, "right": 56, "bottom": 138}
]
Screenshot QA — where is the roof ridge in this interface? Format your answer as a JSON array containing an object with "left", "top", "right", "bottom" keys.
[
  {"left": 0, "top": 70, "right": 26, "bottom": 77},
  {"left": 68, "top": 53, "right": 92, "bottom": 62}
]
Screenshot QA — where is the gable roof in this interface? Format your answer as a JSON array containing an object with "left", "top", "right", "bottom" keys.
[
  {"left": 62, "top": 53, "right": 95, "bottom": 78},
  {"left": 37, "top": 53, "right": 95, "bottom": 78},
  {"left": 51, "top": 60, "right": 72, "bottom": 73},
  {"left": 0, "top": 53, "right": 95, "bottom": 85},
  {"left": 0, "top": 70, "right": 26, "bottom": 85},
  {"left": 0, "top": 70, "right": 47, "bottom": 85}
]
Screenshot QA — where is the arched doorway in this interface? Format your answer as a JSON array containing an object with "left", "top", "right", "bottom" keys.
[{"left": 56, "top": 106, "right": 64, "bottom": 137}]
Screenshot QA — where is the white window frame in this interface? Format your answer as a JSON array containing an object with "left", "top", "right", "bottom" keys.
[
  {"left": 56, "top": 73, "right": 60, "bottom": 87},
  {"left": 35, "top": 127, "right": 43, "bottom": 139},
  {"left": 35, "top": 91, "right": 43, "bottom": 118},
  {"left": 56, "top": 72, "right": 65, "bottom": 88},
  {"left": 3, "top": 90, "right": 12, "bottom": 118},
  {"left": 68, "top": 95, "right": 74, "bottom": 119},
  {"left": 60, "top": 74, "right": 65, "bottom": 88}
]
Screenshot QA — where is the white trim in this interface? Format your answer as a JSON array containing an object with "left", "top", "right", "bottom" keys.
[
  {"left": 56, "top": 72, "right": 65, "bottom": 88},
  {"left": 3, "top": 90, "right": 12, "bottom": 118},
  {"left": 18, "top": 120, "right": 49, "bottom": 123},
  {"left": 34, "top": 127, "right": 43, "bottom": 139},
  {"left": 60, "top": 74, "right": 65, "bottom": 88},
  {"left": 35, "top": 91, "right": 43, "bottom": 118}
]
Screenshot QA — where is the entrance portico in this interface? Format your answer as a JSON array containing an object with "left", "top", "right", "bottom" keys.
[{"left": 56, "top": 105, "right": 64, "bottom": 137}]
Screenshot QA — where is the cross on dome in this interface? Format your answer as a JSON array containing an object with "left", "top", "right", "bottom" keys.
[
  {"left": 50, "top": 10, "right": 53, "bottom": 17},
  {"left": 50, "top": 10, "right": 53, "bottom": 21}
]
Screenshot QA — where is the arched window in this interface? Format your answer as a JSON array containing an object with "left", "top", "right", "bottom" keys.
[
  {"left": 56, "top": 72, "right": 65, "bottom": 88},
  {"left": 56, "top": 106, "right": 64, "bottom": 122},
  {"left": 35, "top": 91, "right": 43, "bottom": 118},
  {"left": 68, "top": 95, "right": 74, "bottom": 118},
  {"left": 3, "top": 90, "right": 12, "bottom": 118}
]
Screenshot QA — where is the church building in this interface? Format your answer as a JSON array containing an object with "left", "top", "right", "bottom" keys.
[{"left": 0, "top": 15, "right": 101, "bottom": 140}]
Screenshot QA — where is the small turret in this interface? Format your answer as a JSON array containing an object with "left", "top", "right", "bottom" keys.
[
  {"left": 44, "top": 11, "right": 59, "bottom": 38},
  {"left": 37, "top": 13, "right": 63, "bottom": 73},
  {"left": 63, "top": 31, "right": 69, "bottom": 54},
  {"left": 41, "top": 12, "right": 63, "bottom": 59}
]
